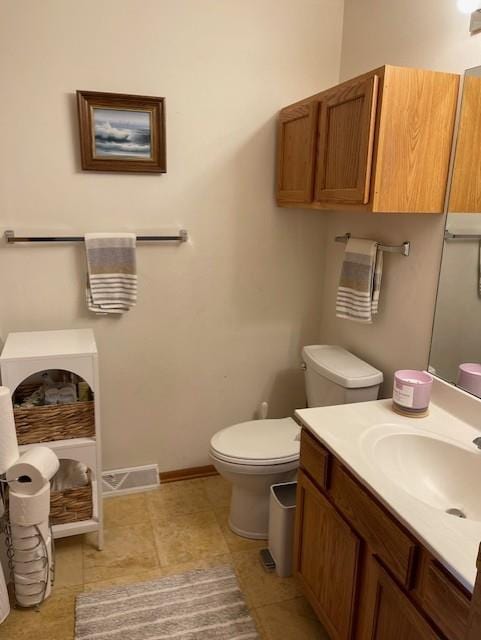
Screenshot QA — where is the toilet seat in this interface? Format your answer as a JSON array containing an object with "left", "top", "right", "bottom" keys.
[{"left": 210, "top": 417, "right": 300, "bottom": 466}]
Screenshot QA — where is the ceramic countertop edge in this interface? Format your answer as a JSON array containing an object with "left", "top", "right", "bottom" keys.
[{"left": 295, "top": 397, "right": 481, "bottom": 593}]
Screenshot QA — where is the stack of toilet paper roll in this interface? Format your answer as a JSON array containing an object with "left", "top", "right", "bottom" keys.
[
  {"left": 0, "top": 386, "right": 18, "bottom": 622},
  {"left": 0, "top": 386, "right": 59, "bottom": 611}
]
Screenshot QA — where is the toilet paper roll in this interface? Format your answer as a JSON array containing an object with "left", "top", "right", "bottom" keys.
[
  {"left": 7, "top": 447, "right": 59, "bottom": 495},
  {"left": 10, "top": 521, "right": 49, "bottom": 542},
  {"left": 13, "top": 535, "right": 52, "bottom": 607},
  {"left": 12, "top": 542, "right": 47, "bottom": 562},
  {"left": 11, "top": 528, "right": 49, "bottom": 551},
  {"left": 0, "top": 386, "right": 19, "bottom": 476},
  {"left": 14, "top": 570, "right": 46, "bottom": 584},
  {"left": 0, "top": 564, "right": 9, "bottom": 624},
  {"left": 15, "top": 582, "right": 45, "bottom": 597},
  {"left": 13, "top": 556, "right": 48, "bottom": 575},
  {"left": 9, "top": 483, "right": 51, "bottom": 526},
  {"left": 15, "top": 592, "right": 44, "bottom": 608}
]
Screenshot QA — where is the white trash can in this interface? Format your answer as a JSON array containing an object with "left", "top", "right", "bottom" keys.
[{"left": 268, "top": 481, "right": 297, "bottom": 578}]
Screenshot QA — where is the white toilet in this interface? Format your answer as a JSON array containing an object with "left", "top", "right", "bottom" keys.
[{"left": 209, "top": 345, "right": 383, "bottom": 539}]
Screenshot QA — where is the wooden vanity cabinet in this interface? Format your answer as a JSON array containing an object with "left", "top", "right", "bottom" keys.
[
  {"left": 415, "top": 557, "right": 471, "bottom": 640},
  {"left": 276, "top": 65, "right": 459, "bottom": 213},
  {"left": 294, "top": 428, "right": 473, "bottom": 640},
  {"left": 295, "top": 471, "right": 360, "bottom": 640},
  {"left": 363, "top": 558, "right": 441, "bottom": 640}
]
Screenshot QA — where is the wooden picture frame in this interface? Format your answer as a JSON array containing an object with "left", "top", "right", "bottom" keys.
[{"left": 76, "top": 90, "right": 166, "bottom": 173}]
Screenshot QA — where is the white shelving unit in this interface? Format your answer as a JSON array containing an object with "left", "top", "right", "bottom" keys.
[{"left": 0, "top": 329, "right": 103, "bottom": 550}]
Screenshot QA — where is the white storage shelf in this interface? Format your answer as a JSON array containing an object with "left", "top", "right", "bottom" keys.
[{"left": 0, "top": 329, "right": 103, "bottom": 550}]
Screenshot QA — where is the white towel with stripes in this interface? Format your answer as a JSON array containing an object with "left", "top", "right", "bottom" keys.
[
  {"left": 336, "top": 238, "right": 383, "bottom": 323},
  {"left": 85, "top": 233, "right": 137, "bottom": 315}
]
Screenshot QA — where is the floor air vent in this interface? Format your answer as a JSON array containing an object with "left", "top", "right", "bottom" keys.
[{"left": 102, "top": 464, "right": 159, "bottom": 496}]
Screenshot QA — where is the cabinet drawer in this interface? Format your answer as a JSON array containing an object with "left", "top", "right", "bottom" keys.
[
  {"left": 300, "top": 430, "right": 330, "bottom": 489},
  {"left": 421, "top": 560, "right": 470, "bottom": 640},
  {"left": 330, "top": 462, "right": 417, "bottom": 587}
]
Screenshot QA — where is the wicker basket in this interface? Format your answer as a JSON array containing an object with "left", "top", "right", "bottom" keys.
[
  {"left": 50, "top": 478, "right": 93, "bottom": 525},
  {"left": 13, "top": 401, "right": 95, "bottom": 445}
]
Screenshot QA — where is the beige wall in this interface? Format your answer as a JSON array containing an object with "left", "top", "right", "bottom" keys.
[
  {"left": 320, "top": 0, "right": 481, "bottom": 397},
  {"left": 0, "top": 0, "right": 344, "bottom": 471}
]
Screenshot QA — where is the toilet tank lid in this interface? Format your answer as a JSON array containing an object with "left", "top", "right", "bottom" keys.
[{"left": 302, "top": 345, "right": 383, "bottom": 389}]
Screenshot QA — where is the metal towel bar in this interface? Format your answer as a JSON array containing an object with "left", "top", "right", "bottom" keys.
[
  {"left": 335, "top": 233, "right": 410, "bottom": 256},
  {"left": 444, "top": 230, "right": 481, "bottom": 241},
  {"left": 4, "top": 229, "right": 188, "bottom": 244}
]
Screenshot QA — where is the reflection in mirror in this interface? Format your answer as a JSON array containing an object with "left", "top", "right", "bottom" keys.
[
  {"left": 449, "top": 65, "right": 481, "bottom": 213},
  {"left": 430, "top": 66, "right": 481, "bottom": 398}
]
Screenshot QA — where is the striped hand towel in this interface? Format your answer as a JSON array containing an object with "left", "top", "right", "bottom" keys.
[
  {"left": 85, "top": 233, "right": 137, "bottom": 315},
  {"left": 336, "top": 238, "right": 383, "bottom": 323}
]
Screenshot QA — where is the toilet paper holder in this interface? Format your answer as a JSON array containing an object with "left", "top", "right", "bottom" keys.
[{"left": 0, "top": 479, "right": 55, "bottom": 610}]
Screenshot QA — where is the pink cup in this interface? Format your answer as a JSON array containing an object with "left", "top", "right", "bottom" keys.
[
  {"left": 393, "top": 370, "right": 433, "bottom": 412},
  {"left": 457, "top": 363, "right": 481, "bottom": 398}
]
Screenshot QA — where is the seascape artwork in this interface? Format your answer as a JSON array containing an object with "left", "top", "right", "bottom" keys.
[{"left": 92, "top": 108, "right": 152, "bottom": 159}]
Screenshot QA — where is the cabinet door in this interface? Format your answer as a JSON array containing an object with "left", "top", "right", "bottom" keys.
[
  {"left": 315, "top": 73, "right": 379, "bottom": 204},
  {"left": 364, "top": 558, "right": 441, "bottom": 640},
  {"left": 276, "top": 101, "right": 319, "bottom": 204},
  {"left": 294, "top": 470, "right": 360, "bottom": 640},
  {"left": 448, "top": 74, "right": 481, "bottom": 212}
]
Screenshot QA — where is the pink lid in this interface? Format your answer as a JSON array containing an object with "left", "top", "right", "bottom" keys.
[
  {"left": 394, "top": 370, "right": 433, "bottom": 386},
  {"left": 458, "top": 363, "right": 481, "bottom": 377}
]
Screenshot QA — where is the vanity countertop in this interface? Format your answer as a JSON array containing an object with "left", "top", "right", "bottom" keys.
[{"left": 295, "top": 396, "right": 481, "bottom": 592}]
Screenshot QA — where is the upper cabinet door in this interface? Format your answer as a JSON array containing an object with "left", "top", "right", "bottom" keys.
[
  {"left": 315, "top": 73, "right": 379, "bottom": 204},
  {"left": 276, "top": 101, "right": 319, "bottom": 204},
  {"left": 448, "top": 73, "right": 481, "bottom": 212}
]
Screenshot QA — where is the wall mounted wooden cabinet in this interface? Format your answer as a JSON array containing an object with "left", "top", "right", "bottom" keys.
[
  {"left": 294, "top": 429, "right": 475, "bottom": 640},
  {"left": 276, "top": 65, "right": 459, "bottom": 213},
  {"left": 315, "top": 73, "right": 378, "bottom": 205},
  {"left": 276, "top": 102, "right": 319, "bottom": 203},
  {"left": 448, "top": 74, "right": 481, "bottom": 213}
]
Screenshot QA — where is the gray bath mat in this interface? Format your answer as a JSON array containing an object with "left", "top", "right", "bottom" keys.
[{"left": 75, "top": 564, "right": 260, "bottom": 639}]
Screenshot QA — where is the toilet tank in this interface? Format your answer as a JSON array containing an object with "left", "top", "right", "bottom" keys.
[{"left": 302, "top": 345, "right": 383, "bottom": 407}]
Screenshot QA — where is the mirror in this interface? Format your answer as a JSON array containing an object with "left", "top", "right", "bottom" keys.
[{"left": 429, "top": 66, "right": 481, "bottom": 398}]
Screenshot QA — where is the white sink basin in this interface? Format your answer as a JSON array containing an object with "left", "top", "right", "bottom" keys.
[{"left": 362, "top": 427, "right": 481, "bottom": 521}]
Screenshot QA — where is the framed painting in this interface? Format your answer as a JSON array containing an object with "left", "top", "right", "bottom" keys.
[{"left": 76, "top": 90, "right": 166, "bottom": 173}]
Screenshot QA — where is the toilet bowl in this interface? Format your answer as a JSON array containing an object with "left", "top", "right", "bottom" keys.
[
  {"left": 210, "top": 345, "right": 383, "bottom": 539},
  {"left": 209, "top": 418, "right": 300, "bottom": 538}
]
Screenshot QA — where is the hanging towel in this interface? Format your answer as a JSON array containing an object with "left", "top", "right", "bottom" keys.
[
  {"left": 85, "top": 233, "right": 137, "bottom": 315},
  {"left": 336, "top": 238, "right": 383, "bottom": 324}
]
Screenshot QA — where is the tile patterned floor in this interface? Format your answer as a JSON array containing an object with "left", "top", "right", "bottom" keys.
[{"left": 0, "top": 476, "right": 329, "bottom": 640}]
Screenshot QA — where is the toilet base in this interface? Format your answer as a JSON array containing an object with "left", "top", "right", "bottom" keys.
[
  {"left": 224, "top": 466, "right": 297, "bottom": 540},
  {"left": 228, "top": 517, "right": 267, "bottom": 540}
]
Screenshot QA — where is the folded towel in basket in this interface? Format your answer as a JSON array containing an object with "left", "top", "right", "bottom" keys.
[
  {"left": 51, "top": 459, "right": 89, "bottom": 492},
  {"left": 85, "top": 233, "right": 137, "bottom": 315},
  {"left": 336, "top": 238, "right": 383, "bottom": 323}
]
